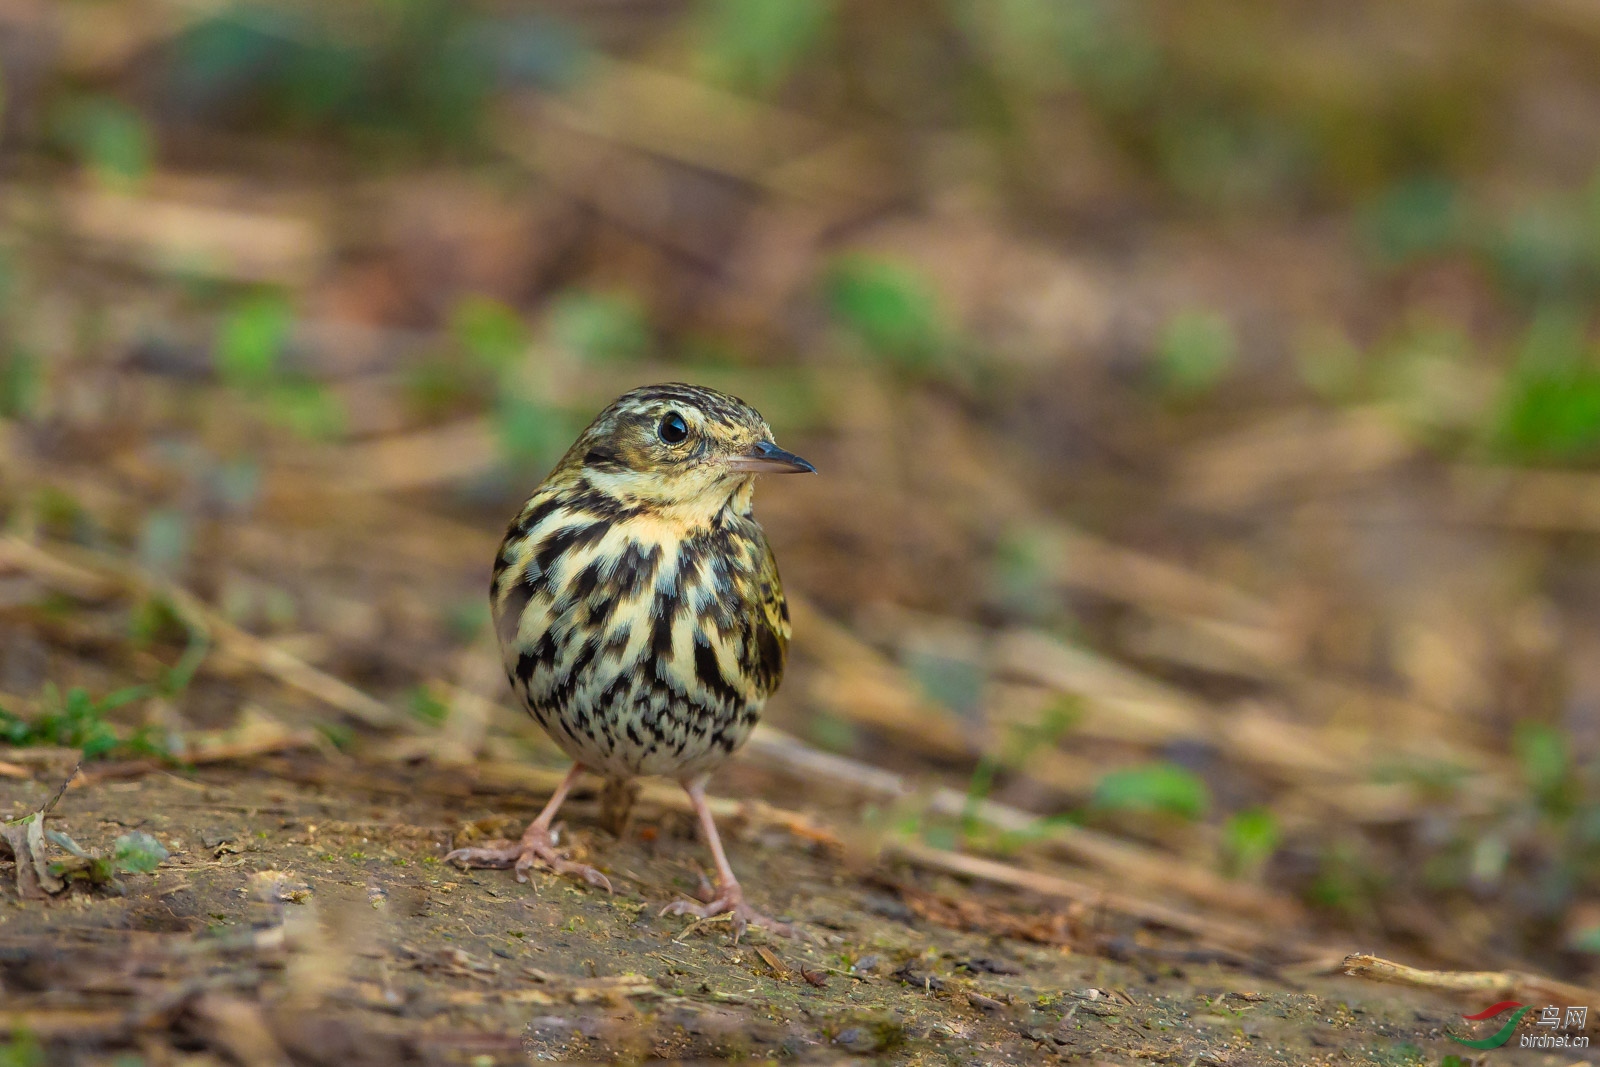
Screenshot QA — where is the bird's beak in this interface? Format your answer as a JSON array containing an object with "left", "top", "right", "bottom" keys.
[{"left": 724, "top": 440, "right": 816, "bottom": 474}]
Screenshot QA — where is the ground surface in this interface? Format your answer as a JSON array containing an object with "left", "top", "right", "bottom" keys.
[{"left": 3, "top": 757, "right": 1587, "bottom": 1066}]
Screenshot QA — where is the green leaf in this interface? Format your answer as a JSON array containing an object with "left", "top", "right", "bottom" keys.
[
  {"left": 695, "top": 0, "right": 830, "bottom": 94},
  {"left": 494, "top": 393, "right": 578, "bottom": 470},
  {"left": 1221, "top": 807, "right": 1280, "bottom": 877},
  {"left": 825, "top": 256, "right": 946, "bottom": 371},
  {"left": 0, "top": 1028, "right": 43, "bottom": 1067},
  {"left": 45, "top": 830, "right": 91, "bottom": 859},
  {"left": 1092, "top": 762, "right": 1210, "bottom": 820},
  {"left": 1514, "top": 721, "right": 1571, "bottom": 813},
  {"left": 0, "top": 349, "right": 39, "bottom": 418},
  {"left": 267, "top": 379, "right": 346, "bottom": 441},
  {"left": 451, "top": 295, "right": 530, "bottom": 372},
  {"left": 52, "top": 96, "right": 153, "bottom": 190},
  {"left": 216, "top": 295, "right": 293, "bottom": 388},
  {"left": 407, "top": 686, "right": 449, "bottom": 726},
  {"left": 1360, "top": 176, "right": 1464, "bottom": 267},
  {"left": 547, "top": 290, "right": 650, "bottom": 364},
  {"left": 111, "top": 832, "right": 169, "bottom": 874},
  {"left": 1491, "top": 307, "right": 1600, "bottom": 463},
  {"left": 1155, "top": 309, "right": 1236, "bottom": 399},
  {"left": 905, "top": 649, "right": 984, "bottom": 716},
  {"left": 137, "top": 508, "right": 190, "bottom": 575},
  {"left": 1490, "top": 199, "right": 1594, "bottom": 299},
  {"left": 1293, "top": 324, "right": 1363, "bottom": 402}
]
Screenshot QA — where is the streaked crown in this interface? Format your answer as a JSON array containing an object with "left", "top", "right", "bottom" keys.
[{"left": 547, "top": 383, "right": 812, "bottom": 519}]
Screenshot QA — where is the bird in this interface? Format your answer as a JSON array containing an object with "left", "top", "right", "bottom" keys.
[{"left": 446, "top": 382, "right": 814, "bottom": 936}]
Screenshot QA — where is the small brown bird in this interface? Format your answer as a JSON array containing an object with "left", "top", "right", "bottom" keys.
[{"left": 447, "top": 383, "right": 814, "bottom": 935}]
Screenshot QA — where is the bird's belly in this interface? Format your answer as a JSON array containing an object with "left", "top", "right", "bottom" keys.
[{"left": 520, "top": 653, "right": 760, "bottom": 780}]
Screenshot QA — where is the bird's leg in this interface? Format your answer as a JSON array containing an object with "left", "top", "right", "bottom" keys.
[
  {"left": 660, "top": 776, "right": 792, "bottom": 939},
  {"left": 445, "top": 763, "right": 612, "bottom": 891}
]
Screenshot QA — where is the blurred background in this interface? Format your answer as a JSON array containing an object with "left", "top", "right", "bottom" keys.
[{"left": 4, "top": 0, "right": 1600, "bottom": 985}]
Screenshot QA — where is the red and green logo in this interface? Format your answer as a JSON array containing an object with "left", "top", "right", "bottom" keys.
[{"left": 1453, "top": 1001, "right": 1531, "bottom": 1049}]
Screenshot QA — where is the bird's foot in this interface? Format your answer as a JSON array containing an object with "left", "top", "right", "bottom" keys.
[
  {"left": 445, "top": 822, "right": 612, "bottom": 892},
  {"left": 660, "top": 876, "right": 792, "bottom": 940}
]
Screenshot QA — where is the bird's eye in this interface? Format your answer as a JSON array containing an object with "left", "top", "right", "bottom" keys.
[{"left": 658, "top": 412, "right": 689, "bottom": 445}]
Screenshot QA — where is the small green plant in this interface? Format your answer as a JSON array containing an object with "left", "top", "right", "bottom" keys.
[
  {"left": 128, "top": 593, "right": 212, "bottom": 700},
  {"left": 1091, "top": 761, "right": 1210, "bottom": 821},
  {"left": 137, "top": 508, "right": 191, "bottom": 576},
  {"left": 1490, "top": 306, "right": 1600, "bottom": 464},
  {"left": 217, "top": 294, "right": 293, "bottom": 388},
  {"left": 1360, "top": 176, "right": 1465, "bottom": 268},
  {"left": 0, "top": 348, "right": 38, "bottom": 419},
  {"left": 1293, "top": 324, "right": 1364, "bottom": 402},
  {"left": 825, "top": 256, "right": 947, "bottom": 372},
  {"left": 1306, "top": 838, "right": 1385, "bottom": 924},
  {"left": 452, "top": 295, "right": 530, "bottom": 372},
  {"left": 494, "top": 391, "right": 581, "bottom": 472},
  {"left": 45, "top": 829, "right": 169, "bottom": 889},
  {"left": 50, "top": 95, "right": 154, "bottom": 191},
  {"left": 962, "top": 698, "right": 1081, "bottom": 839},
  {"left": 0, "top": 683, "right": 161, "bottom": 760},
  {"left": 316, "top": 723, "right": 355, "bottom": 751},
  {"left": 1515, "top": 720, "right": 1574, "bottom": 817},
  {"left": 215, "top": 294, "right": 346, "bottom": 441},
  {"left": 546, "top": 290, "right": 650, "bottom": 364},
  {"left": 0, "top": 1029, "right": 42, "bottom": 1067},
  {"left": 694, "top": 0, "right": 831, "bottom": 95},
  {"left": 1155, "top": 309, "right": 1237, "bottom": 400},
  {"left": 1220, "top": 806, "right": 1280, "bottom": 879},
  {"left": 408, "top": 685, "right": 450, "bottom": 726}
]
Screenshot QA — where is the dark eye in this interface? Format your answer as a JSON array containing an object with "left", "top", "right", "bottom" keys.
[{"left": 658, "top": 412, "right": 689, "bottom": 445}]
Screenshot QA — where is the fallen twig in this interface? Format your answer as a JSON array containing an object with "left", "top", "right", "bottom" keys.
[
  {"left": 1341, "top": 953, "right": 1600, "bottom": 1008},
  {"left": 0, "top": 536, "right": 402, "bottom": 728},
  {"left": 745, "top": 725, "right": 1301, "bottom": 924}
]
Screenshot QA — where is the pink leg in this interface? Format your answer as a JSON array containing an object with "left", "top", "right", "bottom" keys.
[
  {"left": 659, "top": 776, "right": 791, "bottom": 938},
  {"left": 445, "top": 764, "right": 611, "bottom": 891}
]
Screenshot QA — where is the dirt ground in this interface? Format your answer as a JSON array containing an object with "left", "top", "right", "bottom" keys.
[
  {"left": 9, "top": 4, "right": 1600, "bottom": 1064},
  {"left": 2, "top": 756, "right": 1587, "bottom": 1066}
]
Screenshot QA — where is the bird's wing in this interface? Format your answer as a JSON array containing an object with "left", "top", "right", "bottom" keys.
[{"left": 744, "top": 528, "right": 791, "bottom": 700}]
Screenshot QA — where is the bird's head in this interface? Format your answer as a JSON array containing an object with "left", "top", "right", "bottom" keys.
[{"left": 553, "top": 383, "right": 814, "bottom": 521}]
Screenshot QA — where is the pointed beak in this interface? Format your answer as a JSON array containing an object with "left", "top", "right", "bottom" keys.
[{"left": 724, "top": 439, "right": 816, "bottom": 474}]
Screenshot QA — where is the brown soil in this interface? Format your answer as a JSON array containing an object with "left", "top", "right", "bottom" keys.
[{"left": 2, "top": 758, "right": 1573, "bottom": 1066}]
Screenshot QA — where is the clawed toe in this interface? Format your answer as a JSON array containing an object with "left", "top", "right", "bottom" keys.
[
  {"left": 447, "top": 828, "right": 611, "bottom": 893},
  {"left": 444, "top": 840, "right": 520, "bottom": 868},
  {"left": 660, "top": 885, "right": 792, "bottom": 940}
]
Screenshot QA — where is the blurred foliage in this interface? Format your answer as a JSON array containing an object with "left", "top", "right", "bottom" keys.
[
  {"left": 1361, "top": 176, "right": 1465, "bottom": 268},
  {"left": 215, "top": 294, "right": 346, "bottom": 442},
  {"left": 216, "top": 295, "right": 293, "bottom": 389},
  {"left": 1155, "top": 309, "right": 1237, "bottom": 400},
  {"left": 0, "top": 1031, "right": 41, "bottom": 1067},
  {"left": 407, "top": 685, "right": 449, "bottom": 727},
  {"left": 546, "top": 291, "right": 651, "bottom": 365},
  {"left": 1091, "top": 761, "right": 1210, "bottom": 822},
  {"left": 8, "top": 0, "right": 1600, "bottom": 982},
  {"left": 452, "top": 296, "right": 531, "bottom": 373},
  {"left": 0, "top": 684, "right": 160, "bottom": 760},
  {"left": 46, "top": 827, "right": 170, "bottom": 889},
  {"left": 1221, "top": 807, "right": 1280, "bottom": 881},
  {"left": 1491, "top": 307, "right": 1600, "bottom": 464},
  {"left": 49, "top": 95, "right": 153, "bottom": 190},
  {"left": 693, "top": 0, "right": 831, "bottom": 96},
  {"left": 167, "top": 2, "right": 582, "bottom": 149},
  {"left": 825, "top": 256, "right": 948, "bottom": 372},
  {"left": 961, "top": 698, "right": 1080, "bottom": 840}
]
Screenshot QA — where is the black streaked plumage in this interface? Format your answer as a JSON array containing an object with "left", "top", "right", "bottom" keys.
[{"left": 445, "top": 383, "right": 815, "bottom": 937}]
